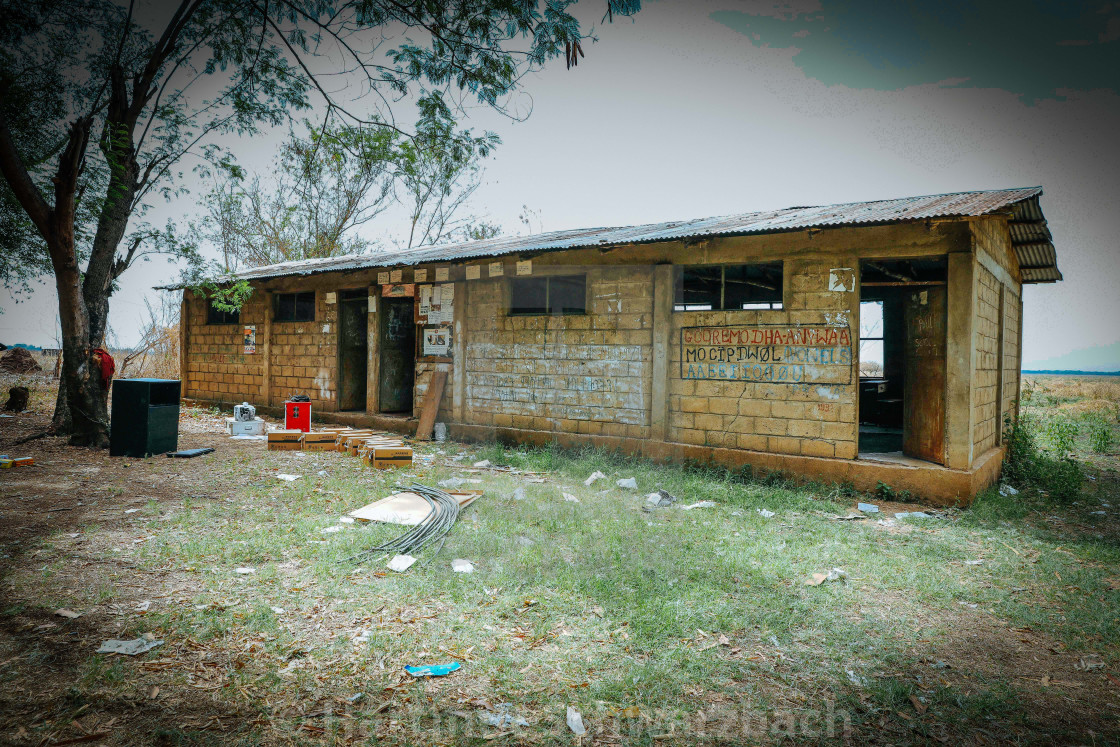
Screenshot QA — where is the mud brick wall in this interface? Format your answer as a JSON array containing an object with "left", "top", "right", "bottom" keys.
[
  {"left": 183, "top": 294, "right": 265, "bottom": 401},
  {"left": 462, "top": 267, "right": 654, "bottom": 439},
  {"left": 668, "top": 259, "right": 859, "bottom": 459},
  {"left": 973, "top": 264, "right": 1001, "bottom": 454},
  {"left": 269, "top": 291, "right": 337, "bottom": 410}
]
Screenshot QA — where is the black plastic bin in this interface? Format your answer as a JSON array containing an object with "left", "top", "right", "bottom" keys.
[{"left": 109, "top": 378, "right": 181, "bottom": 457}]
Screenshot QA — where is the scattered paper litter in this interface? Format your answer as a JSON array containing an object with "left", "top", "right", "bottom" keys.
[
  {"left": 452, "top": 559, "right": 475, "bottom": 573},
  {"left": 512, "top": 487, "right": 527, "bottom": 501},
  {"left": 388, "top": 554, "right": 417, "bottom": 572},
  {"left": 230, "top": 434, "right": 267, "bottom": 440},
  {"left": 857, "top": 502, "right": 879, "bottom": 513},
  {"left": 566, "top": 706, "right": 587, "bottom": 735},
  {"left": 339, "top": 516, "right": 355, "bottom": 524},
  {"left": 54, "top": 608, "right": 81, "bottom": 619},
  {"left": 757, "top": 508, "right": 775, "bottom": 518},
  {"left": 616, "top": 477, "right": 638, "bottom": 489},
  {"left": 584, "top": 471, "right": 606, "bottom": 486},
  {"left": 270, "top": 607, "right": 286, "bottom": 615},
  {"left": 235, "top": 567, "right": 256, "bottom": 574},
  {"left": 276, "top": 474, "right": 301, "bottom": 482},
  {"left": 320, "top": 525, "right": 342, "bottom": 533},
  {"left": 963, "top": 559, "right": 984, "bottom": 566},
  {"left": 473, "top": 459, "right": 492, "bottom": 468},
  {"left": 681, "top": 501, "right": 716, "bottom": 510},
  {"left": 562, "top": 492, "right": 581, "bottom": 503},
  {"left": 895, "top": 511, "right": 932, "bottom": 520},
  {"left": 124, "top": 508, "right": 140, "bottom": 514},
  {"left": 805, "top": 568, "right": 848, "bottom": 586},
  {"left": 999, "top": 484, "right": 1019, "bottom": 496},
  {"left": 135, "top": 601, "right": 151, "bottom": 612},
  {"left": 97, "top": 637, "right": 163, "bottom": 656}
]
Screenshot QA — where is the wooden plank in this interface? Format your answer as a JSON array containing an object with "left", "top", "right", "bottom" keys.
[
  {"left": 415, "top": 369, "right": 448, "bottom": 441},
  {"left": 903, "top": 286, "right": 947, "bottom": 464}
]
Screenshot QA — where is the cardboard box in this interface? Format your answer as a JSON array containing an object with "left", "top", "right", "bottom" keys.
[
  {"left": 301, "top": 431, "right": 338, "bottom": 443},
  {"left": 0, "top": 456, "right": 33, "bottom": 468},
  {"left": 368, "top": 446, "right": 413, "bottom": 469},
  {"left": 268, "top": 430, "right": 304, "bottom": 451}
]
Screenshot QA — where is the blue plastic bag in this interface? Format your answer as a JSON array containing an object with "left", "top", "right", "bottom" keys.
[{"left": 405, "top": 662, "right": 462, "bottom": 677}]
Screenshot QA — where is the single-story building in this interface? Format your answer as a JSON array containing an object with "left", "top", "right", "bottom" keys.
[{"left": 169, "top": 187, "right": 1061, "bottom": 504}]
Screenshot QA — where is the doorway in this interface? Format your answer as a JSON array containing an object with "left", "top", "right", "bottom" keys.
[
  {"left": 858, "top": 258, "right": 947, "bottom": 464},
  {"left": 337, "top": 290, "right": 368, "bottom": 411},
  {"left": 379, "top": 296, "right": 416, "bottom": 413}
]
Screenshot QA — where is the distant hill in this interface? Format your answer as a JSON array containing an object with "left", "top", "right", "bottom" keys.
[
  {"left": 1022, "top": 342, "right": 1120, "bottom": 374},
  {"left": 1022, "top": 369, "right": 1120, "bottom": 377}
]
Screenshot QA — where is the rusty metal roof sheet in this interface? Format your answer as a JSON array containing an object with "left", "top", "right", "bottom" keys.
[{"left": 168, "top": 186, "right": 1060, "bottom": 285}]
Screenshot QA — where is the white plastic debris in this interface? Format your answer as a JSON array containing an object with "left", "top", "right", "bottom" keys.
[
  {"left": 97, "top": 637, "right": 163, "bottom": 656},
  {"left": 387, "top": 554, "right": 417, "bottom": 572},
  {"left": 135, "top": 601, "right": 151, "bottom": 612},
  {"left": 963, "top": 559, "right": 984, "bottom": 566},
  {"left": 433, "top": 422, "right": 448, "bottom": 442},
  {"left": 681, "top": 501, "right": 716, "bottom": 510},
  {"left": 317, "top": 470, "right": 328, "bottom": 477},
  {"left": 235, "top": 567, "right": 256, "bottom": 574},
  {"left": 320, "top": 526, "right": 342, "bottom": 533},
  {"left": 230, "top": 434, "right": 267, "bottom": 441},
  {"left": 54, "top": 609, "right": 82, "bottom": 619},
  {"left": 339, "top": 516, "right": 356, "bottom": 524},
  {"left": 805, "top": 568, "right": 847, "bottom": 586},
  {"left": 276, "top": 474, "right": 301, "bottom": 482},
  {"left": 562, "top": 492, "right": 581, "bottom": 503},
  {"left": 757, "top": 508, "right": 775, "bottom": 518},
  {"left": 566, "top": 706, "right": 587, "bottom": 735},
  {"left": 438, "top": 477, "right": 464, "bottom": 489},
  {"left": 473, "top": 460, "right": 492, "bottom": 468},
  {"left": 452, "top": 559, "right": 475, "bottom": 573},
  {"left": 857, "top": 502, "right": 879, "bottom": 513},
  {"left": 271, "top": 607, "right": 285, "bottom": 615},
  {"left": 999, "top": 484, "right": 1019, "bottom": 496},
  {"left": 124, "top": 508, "right": 140, "bottom": 514},
  {"left": 584, "top": 471, "right": 607, "bottom": 486},
  {"left": 512, "top": 487, "right": 527, "bottom": 501},
  {"left": 895, "top": 511, "right": 932, "bottom": 520},
  {"left": 616, "top": 477, "right": 638, "bottom": 489}
]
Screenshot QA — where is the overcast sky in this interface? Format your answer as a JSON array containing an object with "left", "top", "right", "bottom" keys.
[{"left": 2, "top": 0, "right": 1118, "bottom": 369}]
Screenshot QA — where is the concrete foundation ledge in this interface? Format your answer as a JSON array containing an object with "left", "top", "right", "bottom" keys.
[{"left": 180, "top": 397, "right": 1003, "bottom": 506}]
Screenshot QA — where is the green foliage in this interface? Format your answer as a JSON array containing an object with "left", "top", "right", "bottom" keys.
[
  {"left": 1002, "top": 414, "right": 1083, "bottom": 502},
  {"left": 1087, "top": 414, "right": 1115, "bottom": 454},
  {"left": 1045, "top": 417, "right": 1080, "bottom": 455}
]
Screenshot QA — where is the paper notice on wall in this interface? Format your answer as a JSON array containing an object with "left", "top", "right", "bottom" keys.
[
  {"left": 431, "top": 285, "right": 442, "bottom": 306},
  {"left": 516, "top": 260, "right": 532, "bottom": 276},
  {"left": 243, "top": 325, "right": 256, "bottom": 354},
  {"left": 390, "top": 269, "right": 403, "bottom": 283},
  {"left": 423, "top": 327, "right": 451, "bottom": 356},
  {"left": 441, "top": 283, "right": 455, "bottom": 304},
  {"left": 325, "top": 291, "right": 336, "bottom": 304},
  {"left": 435, "top": 267, "right": 450, "bottom": 282},
  {"left": 488, "top": 261, "right": 504, "bottom": 277},
  {"left": 377, "top": 271, "right": 389, "bottom": 285},
  {"left": 419, "top": 285, "right": 432, "bottom": 316},
  {"left": 466, "top": 265, "right": 481, "bottom": 280},
  {"left": 414, "top": 269, "right": 428, "bottom": 283},
  {"left": 828, "top": 268, "right": 854, "bottom": 292}
]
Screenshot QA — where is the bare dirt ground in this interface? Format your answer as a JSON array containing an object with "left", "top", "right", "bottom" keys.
[{"left": 1, "top": 373, "right": 1119, "bottom": 746}]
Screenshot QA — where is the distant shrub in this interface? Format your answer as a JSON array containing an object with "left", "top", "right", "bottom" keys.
[
  {"left": 1003, "top": 414, "right": 1083, "bottom": 502},
  {"left": 1088, "top": 416, "right": 1115, "bottom": 454},
  {"left": 1045, "top": 417, "right": 1079, "bottom": 455}
]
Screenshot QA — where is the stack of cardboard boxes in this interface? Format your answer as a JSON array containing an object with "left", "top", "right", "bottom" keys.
[{"left": 265, "top": 425, "right": 413, "bottom": 469}]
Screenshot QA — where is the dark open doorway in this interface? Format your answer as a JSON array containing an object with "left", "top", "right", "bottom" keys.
[
  {"left": 337, "top": 290, "right": 368, "bottom": 411},
  {"left": 858, "top": 258, "right": 947, "bottom": 464},
  {"left": 379, "top": 296, "right": 416, "bottom": 413}
]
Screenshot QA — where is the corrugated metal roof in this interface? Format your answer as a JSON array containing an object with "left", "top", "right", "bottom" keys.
[{"left": 163, "top": 186, "right": 1060, "bottom": 286}]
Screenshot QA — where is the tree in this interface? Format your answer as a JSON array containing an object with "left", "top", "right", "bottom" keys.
[
  {"left": 196, "top": 119, "right": 398, "bottom": 269},
  {"left": 0, "top": 0, "right": 641, "bottom": 447}
]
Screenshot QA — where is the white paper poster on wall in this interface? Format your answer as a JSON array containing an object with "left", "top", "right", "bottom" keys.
[
  {"left": 243, "top": 325, "right": 256, "bottom": 354},
  {"left": 390, "top": 269, "right": 403, "bottom": 283},
  {"left": 488, "top": 261, "right": 504, "bottom": 277},
  {"left": 377, "top": 271, "right": 390, "bottom": 285},
  {"left": 419, "top": 284, "right": 432, "bottom": 315},
  {"left": 435, "top": 267, "right": 450, "bottom": 282},
  {"left": 516, "top": 260, "right": 532, "bottom": 276},
  {"left": 466, "top": 265, "right": 481, "bottom": 280},
  {"left": 423, "top": 327, "right": 451, "bottom": 356},
  {"left": 414, "top": 269, "right": 428, "bottom": 283}
]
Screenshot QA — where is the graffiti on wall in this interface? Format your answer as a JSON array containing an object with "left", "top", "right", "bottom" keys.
[{"left": 680, "top": 325, "right": 853, "bottom": 384}]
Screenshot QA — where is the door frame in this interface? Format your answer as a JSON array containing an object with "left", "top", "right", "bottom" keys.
[{"left": 335, "top": 288, "right": 370, "bottom": 412}]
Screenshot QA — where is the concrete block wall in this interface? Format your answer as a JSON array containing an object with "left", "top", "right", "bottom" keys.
[
  {"left": 668, "top": 258, "right": 858, "bottom": 458},
  {"left": 973, "top": 265, "right": 1001, "bottom": 454},
  {"left": 183, "top": 294, "right": 265, "bottom": 401},
  {"left": 461, "top": 266, "right": 654, "bottom": 438},
  {"left": 269, "top": 291, "right": 338, "bottom": 410}
]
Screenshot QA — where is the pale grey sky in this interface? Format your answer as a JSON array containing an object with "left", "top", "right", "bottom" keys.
[{"left": 2, "top": 0, "right": 1118, "bottom": 368}]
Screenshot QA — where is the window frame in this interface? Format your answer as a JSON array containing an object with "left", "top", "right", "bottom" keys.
[
  {"left": 858, "top": 299, "right": 885, "bottom": 379},
  {"left": 673, "top": 262, "right": 784, "bottom": 312},
  {"left": 273, "top": 291, "right": 317, "bottom": 323},
  {"left": 205, "top": 302, "right": 240, "bottom": 325},
  {"left": 507, "top": 274, "right": 588, "bottom": 316}
]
